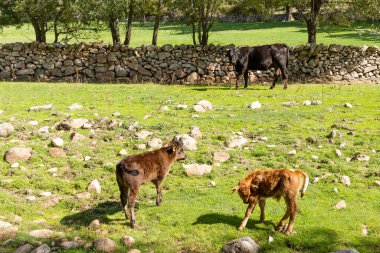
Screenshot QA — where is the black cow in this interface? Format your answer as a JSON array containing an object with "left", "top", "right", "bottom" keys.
[{"left": 227, "top": 44, "right": 289, "bottom": 89}]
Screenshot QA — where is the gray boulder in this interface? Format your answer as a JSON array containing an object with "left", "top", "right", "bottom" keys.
[
  {"left": 221, "top": 236, "right": 260, "bottom": 253},
  {"left": 0, "top": 122, "right": 14, "bottom": 137}
]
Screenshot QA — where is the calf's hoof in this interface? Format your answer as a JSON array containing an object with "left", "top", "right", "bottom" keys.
[
  {"left": 237, "top": 226, "right": 244, "bottom": 231},
  {"left": 269, "top": 86, "right": 274, "bottom": 90},
  {"left": 284, "top": 230, "right": 292, "bottom": 236}
]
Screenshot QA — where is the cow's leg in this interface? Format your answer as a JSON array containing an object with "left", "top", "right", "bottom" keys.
[
  {"left": 243, "top": 70, "right": 249, "bottom": 90},
  {"left": 238, "top": 199, "right": 257, "bottom": 230},
  {"left": 284, "top": 197, "right": 298, "bottom": 235},
  {"left": 119, "top": 186, "right": 129, "bottom": 222},
  {"left": 280, "top": 65, "right": 289, "bottom": 90},
  {"left": 259, "top": 198, "right": 266, "bottom": 222},
  {"left": 276, "top": 207, "right": 290, "bottom": 232},
  {"left": 153, "top": 180, "right": 163, "bottom": 206},
  {"left": 127, "top": 188, "right": 139, "bottom": 228},
  {"left": 235, "top": 73, "right": 241, "bottom": 89},
  {"left": 270, "top": 68, "right": 281, "bottom": 89}
]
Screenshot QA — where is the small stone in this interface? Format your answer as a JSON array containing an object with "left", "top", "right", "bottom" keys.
[
  {"left": 192, "top": 114, "right": 200, "bottom": 118},
  {"left": 4, "top": 147, "right": 33, "bottom": 163},
  {"left": 333, "top": 200, "right": 346, "bottom": 209},
  {"left": 312, "top": 177, "right": 319, "bottom": 184},
  {"left": 250, "top": 101, "right": 262, "bottom": 109},
  {"left": 68, "top": 103, "right": 83, "bottom": 111},
  {"left": 92, "top": 238, "right": 116, "bottom": 253},
  {"left": 226, "top": 137, "right": 248, "bottom": 148},
  {"left": 362, "top": 225, "right": 368, "bottom": 236},
  {"left": 127, "top": 249, "right": 141, "bottom": 253},
  {"left": 282, "top": 101, "right": 297, "bottom": 107},
  {"left": 340, "top": 176, "right": 351, "bottom": 186},
  {"left": 28, "top": 104, "right": 53, "bottom": 111},
  {"left": 311, "top": 100, "right": 322, "bottom": 105},
  {"left": 193, "top": 104, "right": 206, "bottom": 112},
  {"left": 345, "top": 103, "right": 353, "bottom": 108},
  {"left": 0, "top": 122, "right": 15, "bottom": 137},
  {"left": 89, "top": 219, "right": 100, "bottom": 229},
  {"left": 46, "top": 167, "right": 57, "bottom": 173},
  {"left": 183, "top": 164, "right": 212, "bottom": 176},
  {"left": 208, "top": 181, "right": 216, "bottom": 187},
  {"left": 176, "top": 104, "right": 188, "bottom": 109},
  {"left": 213, "top": 151, "right": 230, "bottom": 162},
  {"left": 134, "top": 144, "right": 146, "bottom": 150},
  {"left": 60, "top": 241, "right": 80, "bottom": 250},
  {"left": 49, "top": 148, "right": 66, "bottom": 157},
  {"left": 333, "top": 187, "right": 339, "bottom": 193},
  {"left": 118, "top": 149, "right": 128, "bottom": 156},
  {"left": 303, "top": 100, "right": 311, "bottom": 106},
  {"left": 189, "top": 126, "right": 202, "bottom": 139},
  {"left": 13, "top": 244, "right": 34, "bottom": 253},
  {"left": 143, "top": 114, "right": 151, "bottom": 119},
  {"left": 335, "top": 149, "right": 342, "bottom": 157},
  {"left": 259, "top": 136, "right": 268, "bottom": 141},
  {"left": 29, "top": 229, "right": 53, "bottom": 238},
  {"left": 38, "top": 126, "right": 50, "bottom": 134},
  {"left": 0, "top": 221, "right": 12, "bottom": 229},
  {"left": 84, "top": 156, "right": 91, "bottom": 161},
  {"left": 339, "top": 142, "right": 346, "bottom": 148},
  {"left": 350, "top": 154, "right": 370, "bottom": 162},
  {"left": 88, "top": 180, "right": 101, "bottom": 194},
  {"left": 312, "top": 155, "right": 319, "bottom": 160},
  {"left": 221, "top": 236, "right": 260, "bottom": 253},
  {"left": 196, "top": 100, "right": 213, "bottom": 110},
  {"left": 112, "top": 112, "right": 121, "bottom": 117},
  {"left": 288, "top": 150, "right": 297, "bottom": 155},
  {"left": 39, "top": 192, "right": 52, "bottom": 197},
  {"left": 147, "top": 138, "right": 163, "bottom": 149},
  {"left": 76, "top": 192, "right": 91, "bottom": 199},
  {"left": 268, "top": 236, "right": 274, "bottom": 243},
  {"left": 176, "top": 134, "right": 197, "bottom": 151},
  {"left": 28, "top": 120, "right": 39, "bottom": 126},
  {"left": 70, "top": 132, "right": 85, "bottom": 141},
  {"left": 120, "top": 235, "right": 135, "bottom": 246},
  {"left": 161, "top": 105, "right": 169, "bottom": 111},
  {"left": 11, "top": 162, "right": 19, "bottom": 168},
  {"left": 41, "top": 197, "right": 60, "bottom": 208},
  {"left": 135, "top": 130, "right": 153, "bottom": 140},
  {"left": 31, "top": 244, "right": 50, "bottom": 253},
  {"left": 51, "top": 137, "right": 64, "bottom": 147},
  {"left": 375, "top": 180, "right": 380, "bottom": 186},
  {"left": 26, "top": 196, "right": 37, "bottom": 201}
]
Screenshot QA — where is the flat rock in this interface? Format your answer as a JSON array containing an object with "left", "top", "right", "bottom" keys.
[
  {"left": 335, "top": 149, "right": 342, "bottom": 157},
  {"left": 28, "top": 104, "right": 53, "bottom": 111},
  {"left": 134, "top": 144, "right": 146, "bottom": 150},
  {"left": 41, "top": 197, "right": 60, "bottom": 208},
  {"left": 48, "top": 148, "right": 66, "bottom": 157},
  {"left": 213, "top": 151, "right": 230, "bottom": 162},
  {"left": 221, "top": 236, "right": 260, "bottom": 253},
  {"left": 193, "top": 104, "right": 206, "bottom": 112},
  {"left": 30, "top": 244, "right": 50, "bottom": 253},
  {"left": 303, "top": 100, "right": 311, "bottom": 106},
  {"left": 0, "top": 122, "right": 15, "bottom": 137},
  {"left": 120, "top": 235, "right": 135, "bottom": 246},
  {"left": 250, "top": 101, "right": 262, "bottom": 109},
  {"left": 28, "top": 120, "right": 38, "bottom": 126},
  {"left": 76, "top": 192, "right": 91, "bottom": 199},
  {"left": 189, "top": 126, "right": 202, "bottom": 139},
  {"left": 226, "top": 137, "right": 248, "bottom": 148},
  {"left": 135, "top": 130, "right": 153, "bottom": 140},
  {"left": 183, "top": 164, "right": 212, "bottom": 176},
  {"left": 333, "top": 200, "right": 346, "bottom": 209},
  {"left": 327, "top": 130, "right": 342, "bottom": 139},
  {"left": 118, "top": 149, "right": 128, "bottom": 156},
  {"left": 350, "top": 154, "right": 370, "bottom": 161},
  {"left": 288, "top": 150, "right": 297, "bottom": 155},
  {"left": 0, "top": 225, "right": 18, "bottom": 240},
  {"left": 29, "top": 229, "right": 53, "bottom": 238},
  {"left": 68, "top": 103, "right": 83, "bottom": 111},
  {"left": 51, "top": 137, "right": 64, "bottom": 147},
  {"left": 176, "top": 104, "right": 188, "bottom": 110},
  {"left": 196, "top": 100, "right": 213, "bottom": 110},
  {"left": 340, "top": 176, "right": 351, "bottom": 186},
  {"left": 0, "top": 220, "right": 12, "bottom": 229},
  {"left": 344, "top": 103, "right": 353, "bottom": 108},
  {"left": 13, "top": 244, "right": 34, "bottom": 253},
  {"left": 329, "top": 249, "right": 359, "bottom": 253},
  {"left": 89, "top": 219, "right": 100, "bottom": 229},
  {"left": 147, "top": 138, "right": 163, "bottom": 149},
  {"left": 176, "top": 134, "right": 197, "bottom": 151},
  {"left": 70, "top": 132, "right": 85, "bottom": 141},
  {"left": 56, "top": 118, "right": 88, "bottom": 130},
  {"left": 4, "top": 147, "right": 33, "bottom": 163},
  {"left": 161, "top": 105, "right": 169, "bottom": 111},
  {"left": 127, "top": 250, "right": 141, "bottom": 253},
  {"left": 88, "top": 180, "right": 101, "bottom": 194},
  {"left": 92, "top": 238, "right": 116, "bottom": 253},
  {"left": 38, "top": 126, "right": 50, "bottom": 134},
  {"left": 60, "top": 241, "right": 80, "bottom": 250}
]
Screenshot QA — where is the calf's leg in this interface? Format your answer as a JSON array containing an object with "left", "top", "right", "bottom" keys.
[
  {"left": 284, "top": 198, "right": 298, "bottom": 235},
  {"left": 270, "top": 68, "right": 281, "bottom": 89},
  {"left": 119, "top": 187, "right": 129, "bottom": 222},
  {"left": 238, "top": 199, "right": 257, "bottom": 230},
  {"left": 128, "top": 188, "right": 139, "bottom": 228},
  {"left": 280, "top": 65, "right": 288, "bottom": 90},
  {"left": 259, "top": 199, "right": 266, "bottom": 222},
  {"left": 243, "top": 70, "right": 249, "bottom": 89},
  {"left": 153, "top": 180, "right": 163, "bottom": 206}
]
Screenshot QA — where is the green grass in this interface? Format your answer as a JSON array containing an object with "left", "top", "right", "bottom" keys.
[
  {"left": 0, "top": 82, "right": 379, "bottom": 252},
  {"left": 1, "top": 21, "right": 379, "bottom": 46}
]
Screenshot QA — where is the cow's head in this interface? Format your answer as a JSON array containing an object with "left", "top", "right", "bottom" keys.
[
  {"left": 166, "top": 138, "right": 186, "bottom": 161},
  {"left": 226, "top": 47, "right": 239, "bottom": 65},
  {"left": 232, "top": 180, "right": 258, "bottom": 204}
]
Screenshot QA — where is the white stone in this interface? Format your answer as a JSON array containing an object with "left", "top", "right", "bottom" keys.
[
  {"left": 333, "top": 187, "right": 339, "bottom": 193},
  {"left": 28, "top": 104, "right": 53, "bottom": 111},
  {"left": 0, "top": 221, "right": 12, "bottom": 229},
  {"left": 25, "top": 196, "right": 37, "bottom": 201},
  {"left": 118, "top": 149, "right": 128, "bottom": 156},
  {"left": 311, "top": 100, "right": 322, "bottom": 105},
  {"left": 176, "top": 104, "right": 188, "bottom": 109},
  {"left": 28, "top": 120, "right": 38, "bottom": 126},
  {"left": 375, "top": 180, "right": 380, "bottom": 186},
  {"left": 120, "top": 235, "right": 136, "bottom": 246},
  {"left": 68, "top": 103, "right": 83, "bottom": 110},
  {"left": 250, "top": 101, "right": 262, "bottom": 109},
  {"left": 335, "top": 149, "right": 342, "bottom": 157},
  {"left": 196, "top": 100, "right": 213, "bottom": 110},
  {"left": 88, "top": 180, "right": 101, "bottom": 194},
  {"left": 288, "top": 150, "right": 297, "bottom": 155},
  {"left": 0, "top": 122, "right": 15, "bottom": 137},
  {"left": 267, "top": 145, "right": 276, "bottom": 148},
  {"left": 147, "top": 138, "right": 163, "bottom": 149},
  {"left": 176, "top": 134, "right": 197, "bottom": 151},
  {"left": 51, "top": 137, "right": 64, "bottom": 147},
  {"left": 11, "top": 162, "right": 19, "bottom": 168},
  {"left": 226, "top": 137, "right": 248, "bottom": 148},
  {"left": 193, "top": 104, "right": 206, "bottom": 112},
  {"left": 213, "top": 151, "right": 230, "bottom": 162},
  {"left": 46, "top": 167, "right": 57, "bottom": 173},
  {"left": 303, "top": 100, "right": 311, "bottom": 106},
  {"left": 339, "top": 142, "right": 346, "bottom": 148},
  {"left": 161, "top": 105, "right": 169, "bottom": 111},
  {"left": 341, "top": 176, "right": 351, "bottom": 186},
  {"left": 135, "top": 130, "right": 153, "bottom": 140},
  {"left": 29, "top": 229, "right": 53, "bottom": 238},
  {"left": 268, "top": 236, "right": 274, "bottom": 243},
  {"left": 39, "top": 192, "right": 52, "bottom": 197},
  {"left": 143, "top": 114, "right": 151, "bottom": 119},
  {"left": 190, "top": 126, "right": 202, "bottom": 139},
  {"left": 134, "top": 144, "right": 146, "bottom": 150},
  {"left": 208, "top": 181, "right": 216, "bottom": 187},
  {"left": 312, "top": 155, "right": 319, "bottom": 160},
  {"left": 183, "top": 164, "right": 212, "bottom": 176},
  {"left": 192, "top": 114, "right": 200, "bottom": 118},
  {"left": 84, "top": 156, "right": 91, "bottom": 161},
  {"left": 345, "top": 103, "right": 353, "bottom": 108},
  {"left": 112, "top": 112, "right": 121, "bottom": 117},
  {"left": 38, "top": 126, "right": 50, "bottom": 134},
  {"left": 312, "top": 177, "right": 319, "bottom": 184},
  {"left": 334, "top": 200, "right": 346, "bottom": 209},
  {"left": 259, "top": 136, "right": 268, "bottom": 141}
]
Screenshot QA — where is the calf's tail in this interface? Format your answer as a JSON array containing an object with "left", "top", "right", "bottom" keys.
[{"left": 301, "top": 172, "right": 309, "bottom": 198}]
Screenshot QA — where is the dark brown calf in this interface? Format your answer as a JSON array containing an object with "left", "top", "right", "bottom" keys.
[
  {"left": 116, "top": 139, "right": 186, "bottom": 228},
  {"left": 232, "top": 168, "right": 309, "bottom": 235}
]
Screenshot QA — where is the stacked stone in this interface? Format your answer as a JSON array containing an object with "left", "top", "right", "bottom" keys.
[{"left": 0, "top": 42, "right": 379, "bottom": 84}]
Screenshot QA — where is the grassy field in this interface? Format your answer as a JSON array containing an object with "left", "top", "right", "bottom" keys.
[
  {"left": 0, "top": 82, "right": 379, "bottom": 252},
  {"left": 1, "top": 21, "right": 379, "bottom": 46}
]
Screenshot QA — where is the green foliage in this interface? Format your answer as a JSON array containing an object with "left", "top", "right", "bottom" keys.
[{"left": 0, "top": 82, "right": 379, "bottom": 252}]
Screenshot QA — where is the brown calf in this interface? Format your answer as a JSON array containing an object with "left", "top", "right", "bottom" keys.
[
  {"left": 116, "top": 139, "right": 186, "bottom": 228},
  {"left": 232, "top": 168, "right": 309, "bottom": 235}
]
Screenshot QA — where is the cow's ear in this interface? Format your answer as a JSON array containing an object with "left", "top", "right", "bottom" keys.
[
  {"left": 166, "top": 146, "right": 174, "bottom": 155},
  {"left": 232, "top": 185, "right": 240, "bottom": 193}
]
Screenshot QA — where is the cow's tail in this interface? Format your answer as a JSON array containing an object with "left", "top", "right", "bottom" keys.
[
  {"left": 285, "top": 44, "right": 289, "bottom": 69},
  {"left": 300, "top": 171, "right": 309, "bottom": 198},
  {"left": 117, "top": 162, "right": 140, "bottom": 176}
]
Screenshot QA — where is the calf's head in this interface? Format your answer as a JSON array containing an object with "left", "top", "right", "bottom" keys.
[
  {"left": 226, "top": 48, "right": 239, "bottom": 65},
  {"left": 232, "top": 181, "right": 258, "bottom": 204},
  {"left": 166, "top": 139, "right": 186, "bottom": 161}
]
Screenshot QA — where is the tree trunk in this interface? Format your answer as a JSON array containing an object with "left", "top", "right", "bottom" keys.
[
  {"left": 285, "top": 5, "right": 294, "bottom": 21},
  {"left": 191, "top": 22, "right": 196, "bottom": 45},
  {"left": 31, "top": 18, "right": 46, "bottom": 43},
  {"left": 306, "top": 19, "right": 317, "bottom": 44},
  {"left": 109, "top": 17, "right": 121, "bottom": 45},
  {"left": 124, "top": 0, "right": 134, "bottom": 46},
  {"left": 53, "top": 21, "right": 59, "bottom": 43},
  {"left": 152, "top": 0, "right": 162, "bottom": 45}
]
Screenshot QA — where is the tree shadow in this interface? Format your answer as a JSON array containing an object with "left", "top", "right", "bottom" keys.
[
  {"left": 60, "top": 200, "right": 124, "bottom": 227},
  {"left": 192, "top": 213, "right": 276, "bottom": 230}
]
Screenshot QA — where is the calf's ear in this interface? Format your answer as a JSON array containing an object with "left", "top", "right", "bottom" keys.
[
  {"left": 166, "top": 146, "right": 174, "bottom": 154},
  {"left": 231, "top": 185, "right": 239, "bottom": 193}
]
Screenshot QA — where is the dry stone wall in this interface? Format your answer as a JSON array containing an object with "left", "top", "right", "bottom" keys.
[{"left": 0, "top": 42, "right": 379, "bottom": 84}]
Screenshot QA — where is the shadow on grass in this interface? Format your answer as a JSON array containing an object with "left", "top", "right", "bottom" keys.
[
  {"left": 60, "top": 200, "right": 123, "bottom": 227},
  {"left": 192, "top": 213, "right": 276, "bottom": 230}
]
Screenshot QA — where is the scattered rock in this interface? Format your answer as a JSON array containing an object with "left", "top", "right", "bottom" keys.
[
  {"left": 41, "top": 197, "right": 60, "bottom": 208},
  {"left": 160, "top": 105, "right": 169, "bottom": 111},
  {"left": 196, "top": 100, "right": 213, "bottom": 110},
  {"left": 306, "top": 136, "right": 317, "bottom": 144},
  {"left": 189, "top": 126, "right": 202, "bottom": 139},
  {"left": 39, "top": 192, "right": 52, "bottom": 197},
  {"left": 89, "top": 219, "right": 100, "bottom": 229},
  {"left": 29, "top": 229, "right": 53, "bottom": 239},
  {"left": 327, "top": 130, "right": 342, "bottom": 139},
  {"left": 118, "top": 149, "right": 128, "bottom": 156},
  {"left": 0, "top": 122, "right": 15, "bottom": 137},
  {"left": 51, "top": 137, "right": 64, "bottom": 147},
  {"left": 76, "top": 192, "right": 91, "bottom": 199},
  {"left": 312, "top": 155, "right": 319, "bottom": 160},
  {"left": 0, "top": 221, "right": 12, "bottom": 229},
  {"left": 88, "top": 180, "right": 101, "bottom": 194},
  {"left": 68, "top": 103, "right": 83, "bottom": 111},
  {"left": 329, "top": 249, "right": 359, "bottom": 253},
  {"left": 92, "top": 238, "right": 116, "bottom": 253},
  {"left": 134, "top": 144, "right": 146, "bottom": 150},
  {"left": 213, "top": 151, "right": 230, "bottom": 162},
  {"left": 259, "top": 136, "right": 268, "bottom": 141},
  {"left": 283, "top": 101, "right": 298, "bottom": 107},
  {"left": 147, "top": 138, "right": 163, "bottom": 149},
  {"left": 362, "top": 224, "right": 368, "bottom": 236},
  {"left": 375, "top": 180, "right": 380, "bottom": 186},
  {"left": 193, "top": 104, "right": 206, "bottom": 112},
  {"left": 333, "top": 187, "right": 339, "bottom": 193},
  {"left": 221, "top": 236, "right": 260, "bottom": 253},
  {"left": 268, "top": 236, "right": 274, "bottom": 243},
  {"left": 60, "top": 241, "right": 80, "bottom": 250},
  {"left": 176, "top": 104, "right": 188, "bottom": 110},
  {"left": 70, "top": 132, "right": 85, "bottom": 141},
  {"left": 38, "top": 126, "right": 50, "bottom": 134},
  {"left": 127, "top": 250, "right": 141, "bottom": 253},
  {"left": 226, "top": 137, "right": 248, "bottom": 148},
  {"left": 135, "top": 130, "right": 153, "bottom": 140},
  {"left": 288, "top": 150, "right": 297, "bottom": 155},
  {"left": 335, "top": 149, "right": 342, "bottom": 157},
  {"left": 340, "top": 176, "right": 351, "bottom": 186},
  {"left": 11, "top": 162, "right": 19, "bottom": 168},
  {"left": 183, "top": 164, "right": 212, "bottom": 176},
  {"left": 344, "top": 103, "right": 353, "bottom": 108},
  {"left": 28, "top": 104, "right": 53, "bottom": 111},
  {"left": 250, "top": 101, "right": 262, "bottom": 109},
  {"left": 49, "top": 148, "right": 66, "bottom": 157},
  {"left": 311, "top": 100, "right": 322, "bottom": 105},
  {"left": 56, "top": 118, "right": 88, "bottom": 130},
  {"left": 176, "top": 134, "right": 197, "bottom": 151},
  {"left": 84, "top": 156, "right": 91, "bottom": 161},
  {"left": 30, "top": 244, "right": 50, "bottom": 253},
  {"left": 13, "top": 244, "right": 34, "bottom": 253},
  {"left": 333, "top": 200, "right": 346, "bottom": 209},
  {"left": 120, "top": 235, "right": 135, "bottom": 246},
  {"left": 4, "top": 147, "right": 33, "bottom": 163},
  {"left": 112, "top": 112, "right": 121, "bottom": 117},
  {"left": 350, "top": 154, "right": 370, "bottom": 162},
  {"left": 312, "top": 177, "right": 319, "bottom": 184},
  {"left": 28, "top": 120, "right": 38, "bottom": 126},
  {"left": 46, "top": 167, "right": 57, "bottom": 173},
  {"left": 303, "top": 100, "right": 311, "bottom": 106},
  {"left": 208, "top": 181, "right": 216, "bottom": 187}
]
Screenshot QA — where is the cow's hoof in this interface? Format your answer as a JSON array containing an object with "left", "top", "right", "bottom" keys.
[
  {"left": 237, "top": 226, "right": 244, "bottom": 231},
  {"left": 269, "top": 86, "right": 274, "bottom": 90},
  {"left": 284, "top": 230, "right": 292, "bottom": 236}
]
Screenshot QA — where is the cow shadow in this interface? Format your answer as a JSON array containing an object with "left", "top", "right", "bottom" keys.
[
  {"left": 60, "top": 200, "right": 124, "bottom": 227},
  {"left": 192, "top": 213, "right": 276, "bottom": 230}
]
